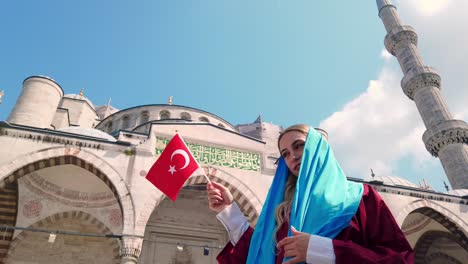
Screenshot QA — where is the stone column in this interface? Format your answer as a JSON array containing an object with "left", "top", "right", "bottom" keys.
[{"left": 120, "top": 236, "right": 143, "bottom": 264}]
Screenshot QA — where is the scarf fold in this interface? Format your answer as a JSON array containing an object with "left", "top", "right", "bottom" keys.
[{"left": 246, "top": 128, "right": 363, "bottom": 264}]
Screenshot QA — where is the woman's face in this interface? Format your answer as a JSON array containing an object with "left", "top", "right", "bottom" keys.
[{"left": 279, "top": 130, "right": 306, "bottom": 176}]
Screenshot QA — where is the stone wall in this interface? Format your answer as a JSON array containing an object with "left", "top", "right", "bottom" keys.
[{"left": 6, "top": 211, "right": 119, "bottom": 264}]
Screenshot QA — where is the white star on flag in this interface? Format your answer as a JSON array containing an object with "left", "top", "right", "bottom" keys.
[{"left": 168, "top": 165, "right": 176, "bottom": 175}]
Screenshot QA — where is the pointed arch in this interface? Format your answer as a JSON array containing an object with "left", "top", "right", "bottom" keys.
[
  {"left": 134, "top": 166, "right": 264, "bottom": 236},
  {"left": 184, "top": 167, "right": 262, "bottom": 225},
  {"left": 414, "top": 231, "right": 466, "bottom": 264},
  {"left": 7, "top": 210, "right": 120, "bottom": 264},
  {"left": 396, "top": 199, "right": 468, "bottom": 250},
  {"left": 0, "top": 146, "right": 135, "bottom": 234}
]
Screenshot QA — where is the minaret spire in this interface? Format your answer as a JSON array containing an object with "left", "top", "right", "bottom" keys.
[{"left": 376, "top": 1, "right": 468, "bottom": 189}]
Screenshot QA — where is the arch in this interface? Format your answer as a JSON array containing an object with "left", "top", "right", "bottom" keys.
[
  {"left": 414, "top": 231, "right": 466, "bottom": 264},
  {"left": 106, "top": 121, "right": 113, "bottom": 133},
  {"left": 397, "top": 200, "right": 468, "bottom": 250},
  {"left": 185, "top": 167, "right": 262, "bottom": 225},
  {"left": 23, "top": 171, "right": 118, "bottom": 208},
  {"left": 401, "top": 214, "right": 432, "bottom": 235},
  {"left": 426, "top": 252, "right": 463, "bottom": 264},
  {"left": 159, "top": 110, "right": 170, "bottom": 120},
  {"left": 0, "top": 181, "right": 18, "bottom": 264},
  {"left": 139, "top": 111, "right": 149, "bottom": 125},
  {"left": 122, "top": 115, "right": 130, "bottom": 129},
  {"left": 217, "top": 123, "right": 225, "bottom": 128},
  {"left": 0, "top": 146, "right": 135, "bottom": 234},
  {"left": 180, "top": 112, "right": 191, "bottom": 121},
  {"left": 190, "top": 167, "right": 262, "bottom": 222},
  {"left": 396, "top": 199, "right": 467, "bottom": 230},
  {"left": 7, "top": 210, "right": 120, "bottom": 264},
  {"left": 135, "top": 167, "right": 263, "bottom": 236},
  {"left": 199, "top": 116, "right": 209, "bottom": 122}
]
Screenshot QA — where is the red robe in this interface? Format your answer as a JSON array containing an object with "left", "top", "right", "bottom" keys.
[{"left": 217, "top": 184, "right": 414, "bottom": 264}]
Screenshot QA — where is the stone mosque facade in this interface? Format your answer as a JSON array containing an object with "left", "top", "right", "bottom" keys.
[{"left": 0, "top": 1, "right": 467, "bottom": 263}]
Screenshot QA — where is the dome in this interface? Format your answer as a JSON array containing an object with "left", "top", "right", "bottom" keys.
[
  {"left": 64, "top": 94, "right": 95, "bottom": 110},
  {"left": 370, "top": 175, "right": 419, "bottom": 188},
  {"left": 95, "top": 104, "right": 238, "bottom": 133},
  {"left": 446, "top": 189, "right": 468, "bottom": 197},
  {"left": 58, "top": 127, "right": 117, "bottom": 142}
]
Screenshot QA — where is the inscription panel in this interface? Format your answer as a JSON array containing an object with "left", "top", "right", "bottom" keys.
[{"left": 155, "top": 137, "right": 261, "bottom": 172}]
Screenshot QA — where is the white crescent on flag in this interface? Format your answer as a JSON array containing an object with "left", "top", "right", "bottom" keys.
[{"left": 170, "top": 149, "right": 190, "bottom": 170}]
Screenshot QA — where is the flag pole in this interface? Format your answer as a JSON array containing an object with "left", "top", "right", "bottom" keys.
[
  {"left": 200, "top": 168, "right": 212, "bottom": 184},
  {"left": 176, "top": 131, "right": 211, "bottom": 184}
]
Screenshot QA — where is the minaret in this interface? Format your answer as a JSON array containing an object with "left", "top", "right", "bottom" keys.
[{"left": 376, "top": 0, "right": 468, "bottom": 189}]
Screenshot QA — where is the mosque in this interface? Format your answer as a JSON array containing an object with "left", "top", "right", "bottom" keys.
[{"left": 0, "top": 1, "right": 467, "bottom": 263}]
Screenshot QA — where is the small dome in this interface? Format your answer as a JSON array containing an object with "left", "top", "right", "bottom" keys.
[
  {"left": 58, "top": 127, "right": 117, "bottom": 142},
  {"left": 64, "top": 94, "right": 95, "bottom": 110},
  {"left": 446, "top": 189, "right": 468, "bottom": 197},
  {"left": 370, "top": 175, "right": 419, "bottom": 188}
]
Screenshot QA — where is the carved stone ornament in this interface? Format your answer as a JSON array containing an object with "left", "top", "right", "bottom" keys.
[
  {"left": 401, "top": 67, "right": 441, "bottom": 100},
  {"left": 384, "top": 25, "right": 418, "bottom": 56},
  {"left": 23, "top": 199, "right": 42, "bottom": 218},
  {"left": 121, "top": 247, "right": 141, "bottom": 260},
  {"left": 423, "top": 121, "right": 468, "bottom": 157},
  {"left": 120, "top": 236, "right": 143, "bottom": 262}
]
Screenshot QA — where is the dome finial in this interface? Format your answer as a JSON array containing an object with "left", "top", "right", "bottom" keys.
[
  {"left": 370, "top": 168, "right": 376, "bottom": 178},
  {"left": 0, "top": 90, "right": 4, "bottom": 104},
  {"left": 168, "top": 96, "right": 173, "bottom": 105},
  {"left": 79, "top": 88, "right": 84, "bottom": 98}
]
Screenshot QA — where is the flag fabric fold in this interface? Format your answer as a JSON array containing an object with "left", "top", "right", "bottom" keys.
[{"left": 146, "top": 133, "right": 200, "bottom": 201}]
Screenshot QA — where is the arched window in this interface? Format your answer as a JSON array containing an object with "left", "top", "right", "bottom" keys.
[
  {"left": 122, "top": 115, "right": 130, "bottom": 129},
  {"left": 140, "top": 111, "right": 149, "bottom": 125},
  {"left": 160, "top": 110, "right": 170, "bottom": 120},
  {"left": 180, "top": 112, "right": 192, "bottom": 121},
  {"left": 107, "top": 121, "right": 113, "bottom": 133},
  {"left": 218, "top": 123, "right": 225, "bottom": 128},
  {"left": 199, "top": 116, "right": 209, "bottom": 122}
]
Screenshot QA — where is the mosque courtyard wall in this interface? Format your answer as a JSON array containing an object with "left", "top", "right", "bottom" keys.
[{"left": 0, "top": 115, "right": 467, "bottom": 263}]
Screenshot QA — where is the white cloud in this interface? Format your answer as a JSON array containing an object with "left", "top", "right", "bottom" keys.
[
  {"left": 380, "top": 49, "right": 392, "bottom": 60},
  {"left": 320, "top": 65, "right": 428, "bottom": 181},
  {"left": 401, "top": 0, "right": 452, "bottom": 16},
  {"left": 320, "top": 1, "right": 467, "bottom": 191}
]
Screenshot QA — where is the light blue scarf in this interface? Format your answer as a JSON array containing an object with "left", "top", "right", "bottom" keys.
[{"left": 246, "top": 128, "right": 363, "bottom": 264}]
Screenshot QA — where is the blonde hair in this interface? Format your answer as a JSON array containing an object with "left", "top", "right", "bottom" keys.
[{"left": 274, "top": 124, "right": 309, "bottom": 242}]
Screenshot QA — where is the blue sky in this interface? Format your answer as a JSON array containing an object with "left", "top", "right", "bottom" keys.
[{"left": 1, "top": 1, "right": 466, "bottom": 192}]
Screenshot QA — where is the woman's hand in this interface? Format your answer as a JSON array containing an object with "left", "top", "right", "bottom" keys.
[
  {"left": 277, "top": 226, "right": 310, "bottom": 264},
  {"left": 207, "top": 181, "right": 234, "bottom": 213}
]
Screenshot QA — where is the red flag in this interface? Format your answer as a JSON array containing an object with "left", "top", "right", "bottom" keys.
[{"left": 146, "top": 134, "right": 200, "bottom": 201}]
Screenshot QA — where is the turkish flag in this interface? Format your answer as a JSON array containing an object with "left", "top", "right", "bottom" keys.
[{"left": 146, "top": 133, "right": 200, "bottom": 201}]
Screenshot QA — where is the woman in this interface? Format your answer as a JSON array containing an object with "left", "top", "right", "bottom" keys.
[{"left": 207, "top": 124, "right": 414, "bottom": 263}]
